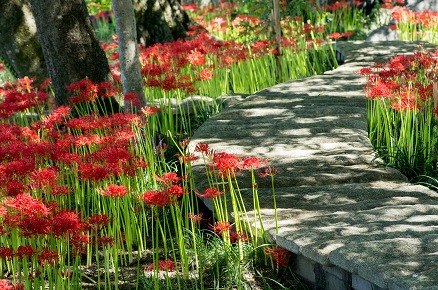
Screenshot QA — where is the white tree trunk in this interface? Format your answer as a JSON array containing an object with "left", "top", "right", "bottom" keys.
[{"left": 112, "top": 0, "right": 146, "bottom": 112}]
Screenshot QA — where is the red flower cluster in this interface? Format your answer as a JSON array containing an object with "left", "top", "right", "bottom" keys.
[
  {"left": 146, "top": 259, "right": 175, "bottom": 272},
  {"left": 99, "top": 184, "right": 128, "bottom": 198},
  {"left": 361, "top": 49, "right": 438, "bottom": 113},
  {"left": 0, "top": 279, "right": 24, "bottom": 290},
  {"left": 265, "top": 246, "right": 291, "bottom": 267}
]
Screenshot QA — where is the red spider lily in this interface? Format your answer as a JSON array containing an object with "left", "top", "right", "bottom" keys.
[
  {"left": 230, "top": 230, "right": 251, "bottom": 243},
  {"left": 166, "top": 184, "right": 185, "bottom": 197},
  {"left": 146, "top": 259, "right": 175, "bottom": 271},
  {"left": 327, "top": 32, "right": 343, "bottom": 40},
  {"left": 2, "top": 193, "right": 50, "bottom": 217},
  {"left": 5, "top": 179, "right": 28, "bottom": 197},
  {"left": 87, "top": 213, "right": 111, "bottom": 229},
  {"left": 38, "top": 248, "right": 60, "bottom": 266},
  {"left": 186, "top": 49, "right": 206, "bottom": 66},
  {"left": 97, "top": 235, "right": 115, "bottom": 247},
  {"left": 99, "top": 184, "right": 128, "bottom": 198},
  {"left": 2, "top": 159, "right": 35, "bottom": 178},
  {"left": 68, "top": 79, "right": 116, "bottom": 104},
  {"left": 124, "top": 92, "right": 142, "bottom": 107},
  {"left": 199, "top": 68, "right": 214, "bottom": 80},
  {"left": 155, "top": 172, "right": 181, "bottom": 184},
  {"left": 49, "top": 185, "right": 72, "bottom": 197},
  {"left": 324, "top": 1, "right": 350, "bottom": 11},
  {"left": 70, "top": 232, "right": 90, "bottom": 254},
  {"left": 179, "top": 138, "right": 190, "bottom": 148},
  {"left": 242, "top": 156, "right": 268, "bottom": 170},
  {"left": 178, "top": 153, "right": 199, "bottom": 164},
  {"left": 30, "top": 167, "right": 59, "bottom": 189},
  {"left": 38, "top": 105, "right": 72, "bottom": 130},
  {"left": 0, "top": 247, "right": 14, "bottom": 261},
  {"left": 78, "top": 163, "right": 112, "bottom": 181},
  {"left": 265, "top": 246, "right": 291, "bottom": 267},
  {"left": 194, "top": 142, "right": 210, "bottom": 154},
  {"left": 0, "top": 206, "right": 6, "bottom": 219},
  {"left": 196, "top": 187, "right": 224, "bottom": 199},
  {"left": 51, "top": 209, "right": 82, "bottom": 236},
  {"left": 142, "top": 190, "right": 172, "bottom": 207},
  {"left": 140, "top": 106, "right": 161, "bottom": 116},
  {"left": 0, "top": 279, "right": 24, "bottom": 290},
  {"left": 211, "top": 221, "right": 232, "bottom": 235},
  {"left": 68, "top": 79, "right": 99, "bottom": 103},
  {"left": 259, "top": 166, "right": 279, "bottom": 178},
  {"left": 19, "top": 215, "right": 51, "bottom": 237},
  {"left": 212, "top": 152, "right": 242, "bottom": 176},
  {"left": 188, "top": 212, "right": 204, "bottom": 223},
  {"left": 15, "top": 245, "right": 36, "bottom": 259}
]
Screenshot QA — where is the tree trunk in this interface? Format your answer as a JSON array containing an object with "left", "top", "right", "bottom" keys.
[
  {"left": 29, "top": 0, "right": 114, "bottom": 108},
  {"left": 112, "top": 0, "right": 146, "bottom": 111},
  {"left": 0, "top": 0, "right": 47, "bottom": 83},
  {"left": 133, "top": 0, "right": 199, "bottom": 46}
]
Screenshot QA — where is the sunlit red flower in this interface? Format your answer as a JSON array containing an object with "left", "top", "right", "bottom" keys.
[
  {"left": 100, "top": 184, "right": 128, "bottom": 198},
  {"left": 78, "top": 163, "right": 111, "bottom": 181},
  {"left": 212, "top": 221, "right": 232, "bottom": 235},
  {"left": 196, "top": 187, "right": 223, "bottom": 199},
  {"left": 3, "top": 193, "right": 50, "bottom": 217},
  {"left": 167, "top": 185, "right": 185, "bottom": 197},
  {"left": 327, "top": 32, "right": 342, "bottom": 40},
  {"left": 155, "top": 172, "right": 181, "bottom": 184},
  {"left": 242, "top": 157, "right": 268, "bottom": 170},
  {"left": 31, "top": 167, "right": 59, "bottom": 189},
  {"left": 186, "top": 49, "right": 205, "bottom": 66},
  {"left": 140, "top": 106, "right": 161, "bottom": 116},
  {"left": 194, "top": 143, "right": 210, "bottom": 154},
  {"left": 0, "top": 279, "right": 24, "bottom": 290},
  {"left": 213, "top": 152, "right": 241, "bottom": 176},
  {"left": 199, "top": 68, "right": 214, "bottom": 80}
]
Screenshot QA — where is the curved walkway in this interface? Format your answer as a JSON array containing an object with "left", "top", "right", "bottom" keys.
[{"left": 189, "top": 41, "right": 438, "bottom": 289}]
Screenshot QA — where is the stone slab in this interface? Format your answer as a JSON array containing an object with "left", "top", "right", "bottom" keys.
[{"left": 189, "top": 41, "right": 438, "bottom": 289}]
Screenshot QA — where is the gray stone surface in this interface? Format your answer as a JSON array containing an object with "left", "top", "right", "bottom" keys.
[
  {"left": 367, "top": 0, "right": 438, "bottom": 41},
  {"left": 189, "top": 41, "right": 438, "bottom": 289},
  {"left": 406, "top": 0, "right": 438, "bottom": 12}
]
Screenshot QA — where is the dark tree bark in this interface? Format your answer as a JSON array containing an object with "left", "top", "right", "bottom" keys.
[
  {"left": 29, "top": 0, "right": 114, "bottom": 108},
  {"left": 0, "top": 0, "right": 47, "bottom": 83},
  {"left": 133, "top": 0, "right": 199, "bottom": 46},
  {"left": 1, "top": 0, "right": 203, "bottom": 109}
]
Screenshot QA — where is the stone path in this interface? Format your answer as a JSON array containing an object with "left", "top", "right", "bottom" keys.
[{"left": 188, "top": 41, "right": 438, "bottom": 290}]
